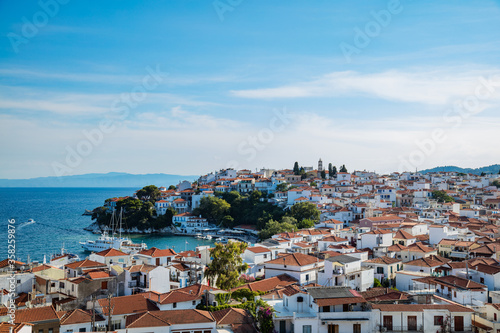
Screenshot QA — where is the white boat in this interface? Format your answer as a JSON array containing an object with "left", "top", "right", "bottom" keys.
[
  {"left": 80, "top": 209, "right": 147, "bottom": 254},
  {"left": 204, "top": 235, "right": 212, "bottom": 240},
  {"left": 28, "top": 218, "right": 35, "bottom": 223},
  {"left": 194, "top": 234, "right": 203, "bottom": 239}
]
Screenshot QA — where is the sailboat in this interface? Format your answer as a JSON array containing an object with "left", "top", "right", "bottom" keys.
[{"left": 79, "top": 208, "right": 147, "bottom": 254}]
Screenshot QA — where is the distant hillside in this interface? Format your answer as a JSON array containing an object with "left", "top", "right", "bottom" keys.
[
  {"left": 0, "top": 172, "right": 198, "bottom": 188},
  {"left": 420, "top": 164, "right": 500, "bottom": 175}
]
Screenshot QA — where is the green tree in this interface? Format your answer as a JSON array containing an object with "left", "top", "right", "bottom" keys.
[
  {"left": 220, "top": 191, "right": 241, "bottom": 205},
  {"left": 205, "top": 242, "right": 249, "bottom": 290},
  {"left": 299, "top": 167, "right": 306, "bottom": 180},
  {"left": 193, "top": 196, "right": 231, "bottom": 224},
  {"left": 168, "top": 185, "right": 176, "bottom": 190},
  {"left": 297, "top": 218, "right": 315, "bottom": 229},
  {"left": 275, "top": 183, "right": 289, "bottom": 192},
  {"left": 339, "top": 165, "right": 347, "bottom": 173},
  {"left": 332, "top": 166, "right": 337, "bottom": 177},
  {"left": 432, "top": 190, "right": 454, "bottom": 203},
  {"left": 259, "top": 219, "right": 297, "bottom": 240},
  {"left": 221, "top": 215, "right": 235, "bottom": 228},
  {"left": 328, "top": 163, "right": 333, "bottom": 177},
  {"left": 310, "top": 181, "right": 317, "bottom": 187},
  {"left": 290, "top": 202, "right": 320, "bottom": 222},
  {"left": 374, "top": 278, "right": 382, "bottom": 288},
  {"left": 320, "top": 170, "right": 326, "bottom": 179},
  {"left": 153, "top": 207, "right": 177, "bottom": 228},
  {"left": 481, "top": 172, "right": 486, "bottom": 176},
  {"left": 493, "top": 180, "right": 500, "bottom": 188},
  {"left": 293, "top": 162, "right": 300, "bottom": 175},
  {"left": 136, "top": 185, "right": 161, "bottom": 203}
]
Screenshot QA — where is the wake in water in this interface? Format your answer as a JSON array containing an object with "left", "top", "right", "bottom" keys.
[{"left": 17, "top": 220, "right": 36, "bottom": 229}]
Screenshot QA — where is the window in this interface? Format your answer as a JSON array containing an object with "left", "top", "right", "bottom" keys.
[
  {"left": 17, "top": 280, "right": 21, "bottom": 284},
  {"left": 481, "top": 277, "right": 485, "bottom": 284},
  {"left": 303, "top": 325, "right": 312, "bottom": 333},
  {"left": 322, "top": 306, "right": 330, "bottom": 312},
  {"left": 377, "top": 267, "right": 384, "bottom": 274},
  {"left": 173, "top": 302, "right": 177, "bottom": 308},
  {"left": 101, "top": 281, "right": 108, "bottom": 290},
  {"left": 192, "top": 300, "right": 196, "bottom": 305},
  {"left": 59, "top": 282, "right": 65, "bottom": 289},
  {"left": 72, "top": 285, "right": 74, "bottom": 292},
  {"left": 434, "top": 316, "right": 444, "bottom": 326},
  {"left": 48, "top": 330, "right": 53, "bottom": 333},
  {"left": 79, "top": 329, "right": 86, "bottom": 332},
  {"left": 264, "top": 254, "right": 268, "bottom": 259},
  {"left": 297, "top": 297, "right": 303, "bottom": 303},
  {"left": 495, "top": 313, "right": 497, "bottom": 321},
  {"left": 328, "top": 324, "right": 339, "bottom": 333},
  {"left": 306, "top": 274, "right": 309, "bottom": 281},
  {"left": 39, "top": 330, "right": 43, "bottom": 333}
]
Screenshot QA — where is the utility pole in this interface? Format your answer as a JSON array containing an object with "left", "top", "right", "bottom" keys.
[
  {"left": 91, "top": 295, "right": 96, "bottom": 332},
  {"left": 106, "top": 293, "right": 114, "bottom": 332}
]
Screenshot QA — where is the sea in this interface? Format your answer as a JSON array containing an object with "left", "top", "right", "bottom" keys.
[{"left": 0, "top": 188, "right": 215, "bottom": 262}]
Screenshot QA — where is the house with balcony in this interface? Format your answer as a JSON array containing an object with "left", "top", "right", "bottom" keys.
[
  {"left": 264, "top": 253, "right": 324, "bottom": 285},
  {"left": 412, "top": 275, "right": 488, "bottom": 306},
  {"left": 123, "top": 264, "right": 172, "bottom": 295},
  {"left": 371, "top": 303, "right": 474, "bottom": 333},
  {"left": 173, "top": 213, "right": 209, "bottom": 234},
  {"left": 135, "top": 247, "right": 177, "bottom": 266},
  {"left": 243, "top": 246, "right": 272, "bottom": 278},
  {"left": 269, "top": 285, "right": 371, "bottom": 333},
  {"left": 362, "top": 256, "right": 402, "bottom": 285},
  {"left": 318, "top": 255, "right": 374, "bottom": 292}
]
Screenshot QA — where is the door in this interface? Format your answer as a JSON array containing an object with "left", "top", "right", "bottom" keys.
[
  {"left": 455, "top": 316, "right": 464, "bottom": 332},
  {"left": 383, "top": 316, "right": 393, "bottom": 331},
  {"left": 408, "top": 316, "right": 417, "bottom": 331},
  {"left": 279, "top": 320, "right": 286, "bottom": 333},
  {"left": 156, "top": 258, "right": 160, "bottom": 266},
  {"left": 353, "top": 324, "right": 361, "bottom": 333},
  {"left": 328, "top": 324, "right": 339, "bottom": 333}
]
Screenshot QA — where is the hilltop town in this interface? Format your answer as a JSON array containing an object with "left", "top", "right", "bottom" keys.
[{"left": 3, "top": 160, "right": 500, "bottom": 333}]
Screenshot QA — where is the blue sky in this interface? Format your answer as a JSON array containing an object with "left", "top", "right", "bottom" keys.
[{"left": 1, "top": 0, "right": 500, "bottom": 178}]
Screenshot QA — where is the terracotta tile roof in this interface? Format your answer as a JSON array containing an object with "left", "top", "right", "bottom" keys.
[
  {"left": 247, "top": 246, "right": 271, "bottom": 254},
  {"left": 12, "top": 306, "right": 60, "bottom": 323},
  {"left": 0, "top": 259, "right": 25, "bottom": 269},
  {"left": 365, "top": 256, "right": 401, "bottom": 265},
  {"left": 365, "top": 229, "right": 392, "bottom": 235},
  {"left": 388, "top": 244, "right": 408, "bottom": 252},
  {"left": 86, "top": 270, "right": 112, "bottom": 279},
  {"left": 321, "top": 236, "right": 348, "bottom": 242},
  {"left": 125, "top": 309, "right": 215, "bottom": 328},
  {"left": 31, "top": 264, "right": 56, "bottom": 272},
  {"left": 233, "top": 274, "right": 298, "bottom": 293},
  {"left": 0, "top": 323, "right": 33, "bottom": 333},
  {"left": 138, "top": 247, "right": 177, "bottom": 257},
  {"left": 155, "top": 284, "right": 223, "bottom": 305},
  {"left": 414, "top": 275, "right": 486, "bottom": 290},
  {"left": 265, "top": 253, "right": 321, "bottom": 267},
  {"left": 125, "top": 264, "right": 158, "bottom": 273},
  {"left": 407, "top": 242, "right": 435, "bottom": 253},
  {"left": 405, "top": 255, "right": 450, "bottom": 268},
  {"left": 363, "top": 215, "right": 403, "bottom": 222},
  {"left": 95, "top": 248, "right": 128, "bottom": 257},
  {"left": 360, "top": 288, "right": 408, "bottom": 301},
  {"left": 281, "top": 285, "right": 306, "bottom": 296},
  {"left": 394, "top": 230, "right": 415, "bottom": 240},
  {"left": 65, "top": 259, "right": 106, "bottom": 270},
  {"left": 98, "top": 294, "right": 159, "bottom": 315},
  {"left": 471, "top": 263, "right": 500, "bottom": 275},
  {"left": 60, "top": 309, "right": 105, "bottom": 325}
]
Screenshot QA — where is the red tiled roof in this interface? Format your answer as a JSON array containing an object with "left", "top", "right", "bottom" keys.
[
  {"left": 138, "top": 247, "right": 177, "bottom": 257},
  {"left": 65, "top": 259, "right": 106, "bottom": 270},
  {"left": 265, "top": 253, "right": 321, "bottom": 267},
  {"left": 98, "top": 294, "right": 159, "bottom": 315},
  {"left": 95, "top": 248, "right": 128, "bottom": 257}
]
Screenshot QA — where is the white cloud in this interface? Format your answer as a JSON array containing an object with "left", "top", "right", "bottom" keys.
[{"left": 231, "top": 68, "right": 500, "bottom": 106}]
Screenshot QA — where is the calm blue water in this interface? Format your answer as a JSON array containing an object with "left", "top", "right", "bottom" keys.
[{"left": 0, "top": 188, "right": 214, "bottom": 262}]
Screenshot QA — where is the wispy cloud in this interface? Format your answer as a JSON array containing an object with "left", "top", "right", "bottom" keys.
[{"left": 231, "top": 68, "right": 500, "bottom": 105}]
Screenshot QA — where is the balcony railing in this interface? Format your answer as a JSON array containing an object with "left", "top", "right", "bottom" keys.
[
  {"left": 128, "top": 281, "right": 148, "bottom": 288},
  {"left": 378, "top": 325, "right": 423, "bottom": 332}
]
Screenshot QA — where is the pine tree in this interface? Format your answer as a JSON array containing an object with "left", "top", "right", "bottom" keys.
[
  {"left": 332, "top": 166, "right": 337, "bottom": 177},
  {"left": 340, "top": 164, "right": 347, "bottom": 173},
  {"left": 321, "top": 170, "right": 326, "bottom": 179},
  {"left": 293, "top": 162, "right": 300, "bottom": 175},
  {"left": 328, "top": 163, "right": 333, "bottom": 177}
]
